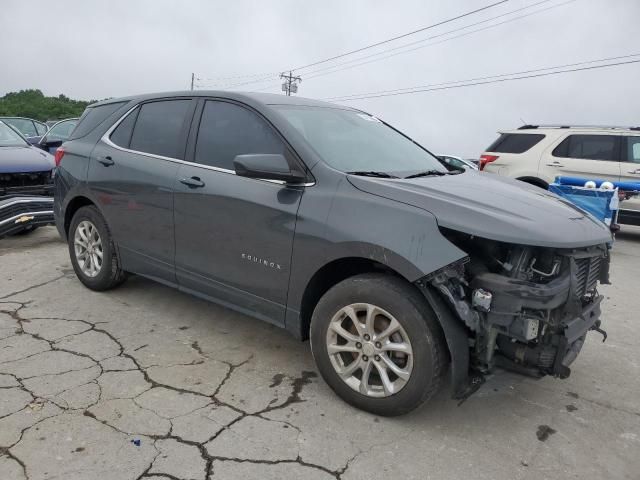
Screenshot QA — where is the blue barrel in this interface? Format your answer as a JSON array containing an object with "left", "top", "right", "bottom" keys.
[{"left": 555, "top": 176, "right": 640, "bottom": 192}]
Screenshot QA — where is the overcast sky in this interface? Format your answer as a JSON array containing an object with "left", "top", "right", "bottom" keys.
[{"left": 1, "top": 0, "right": 639, "bottom": 157}]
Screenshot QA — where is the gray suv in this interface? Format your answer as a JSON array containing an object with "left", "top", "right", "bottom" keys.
[{"left": 55, "top": 92, "right": 612, "bottom": 416}]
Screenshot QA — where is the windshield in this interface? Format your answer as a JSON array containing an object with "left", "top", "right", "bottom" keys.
[
  {"left": 0, "top": 121, "right": 29, "bottom": 147},
  {"left": 46, "top": 119, "right": 78, "bottom": 142},
  {"left": 274, "top": 106, "right": 447, "bottom": 176}
]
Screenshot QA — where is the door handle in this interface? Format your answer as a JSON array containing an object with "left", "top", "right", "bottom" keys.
[
  {"left": 180, "top": 176, "right": 205, "bottom": 188},
  {"left": 627, "top": 169, "right": 640, "bottom": 174},
  {"left": 97, "top": 156, "right": 114, "bottom": 166},
  {"left": 546, "top": 162, "right": 564, "bottom": 167}
]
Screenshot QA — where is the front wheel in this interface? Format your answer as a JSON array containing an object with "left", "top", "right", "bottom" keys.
[
  {"left": 310, "top": 273, "right": 447, "bottom": 416},
  {"left": 68, "top": 205, "right": 127, "bottom": 291}
]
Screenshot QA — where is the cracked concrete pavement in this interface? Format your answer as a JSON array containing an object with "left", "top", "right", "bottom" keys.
[{"left": 1, "top": 227, "right": 639, "bottom": 480}]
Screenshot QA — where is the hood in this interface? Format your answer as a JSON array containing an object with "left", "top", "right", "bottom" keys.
[
  {"left": 0, "top": 146, "right": 55, "bottom": 173},
  {"left": 347, "top": 170, "right": 612, "bottom": 248}
]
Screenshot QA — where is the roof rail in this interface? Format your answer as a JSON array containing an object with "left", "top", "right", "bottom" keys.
[{"left": 518, "top": 124, "right": 640, "bottom": 131}]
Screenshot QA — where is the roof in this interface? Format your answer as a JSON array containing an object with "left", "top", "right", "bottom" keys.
[
  {"left": 90, "top": 91, "right": 347, "bottom": 110},
  {"left": 506, "top": 124, "right": 640, "bottom": 133}
]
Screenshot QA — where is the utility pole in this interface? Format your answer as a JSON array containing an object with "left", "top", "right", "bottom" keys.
[
  {"left": 280, "top": 71, "right": 301, "bottom": 96},
  {"left": 190, "top": 73, "right": 195, "bottom": 91}
]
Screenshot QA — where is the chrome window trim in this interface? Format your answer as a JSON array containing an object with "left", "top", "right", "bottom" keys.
[
  {"left": 0, "top": 210, "right": 53, "bottom": 226},
  {"left": 101, "top": 105, "right": 315, "bottom": 188}
]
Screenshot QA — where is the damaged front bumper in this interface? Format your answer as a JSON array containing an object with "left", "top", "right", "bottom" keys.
[
  {"left": 418, "top": 243, "right": 609, "bottom": 401},
  {"left": 0, "top": 195, "right": 55, "bottom": 237}
]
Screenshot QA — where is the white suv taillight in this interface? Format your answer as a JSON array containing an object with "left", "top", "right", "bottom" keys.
[{"left": 479, "top": 154, "right": 499, "bottom": 171}]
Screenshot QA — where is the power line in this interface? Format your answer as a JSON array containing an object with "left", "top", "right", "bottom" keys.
[
  {"left": 303, "top": 0, "right": 573, "bottom": 82},
  {"left": 211, "top": 0, "right": 565, "bottom": 92},
  {"left": 223, "top": 73, "right": 281, "bottom": 90},
  {"left": 198, "top": 71, "right": 280, "bottom": 82},
  {"left": 322, "top": 57, "right": 640, "bottom": 102},
  {"left": 192, "top": 0, "right": 572, "bottom": 93},
  {"left": 301, "top": 0, "right": 556, "bottom": 77},
  {"left": 325, "top": 53, "right": 640, "bottom": 101},
  {"left": 290, "top": 0, "right": 510, "bottom": 72}
]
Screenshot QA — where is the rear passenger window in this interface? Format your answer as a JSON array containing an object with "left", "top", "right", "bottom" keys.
[
  {"left": 194, "top": 101, "right": 285, "bottom": 170},
  {"left": 69, "top": 102, "right": 126, "bottom": 140},
  {"left": 110, "top": 108, "right": 139, "bottom": 148},
  {"left": 486, "top": 133, "right": 545, "bottom": 153},
  {"left": 129, "top": 100, "right": 191, "bottom": 159},
  {"left": 553, "top": 135, "right": 619, "bottom": 161}
]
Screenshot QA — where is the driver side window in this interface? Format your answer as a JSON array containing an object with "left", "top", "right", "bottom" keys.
[{"left": 194, "top": 101, "right": 285, "bottom": 170}]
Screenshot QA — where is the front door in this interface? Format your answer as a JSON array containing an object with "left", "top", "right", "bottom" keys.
[
  {"left": 174, "top": 99, "right": 304, "bottom": 325},
  {"left": 542, "top": 133, "right": 621, "bottom": 183},
  {"left": 88, "top": 98, "right": 195, "bottom": 282}
]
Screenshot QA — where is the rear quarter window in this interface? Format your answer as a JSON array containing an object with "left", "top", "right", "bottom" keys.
[
  {"left": 68, "top": 101, "right": 127, "bottom": 140},
  {"left": 486, "top": 133, "right": 545, "bottom": 154}
]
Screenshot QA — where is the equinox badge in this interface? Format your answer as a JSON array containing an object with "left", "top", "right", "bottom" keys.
[{"left": 241, "top": 253, "right": 282, "bottom": 270}]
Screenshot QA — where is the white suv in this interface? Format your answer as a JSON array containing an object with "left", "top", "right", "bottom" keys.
[{"left": 480, "top": 125, "right": 640, "bottom": 225}]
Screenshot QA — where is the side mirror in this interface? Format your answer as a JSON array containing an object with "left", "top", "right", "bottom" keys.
[
  {"left": 234, "top": 154, "right": 306, "bottom": 183},
  {"left": 39, "top": 138, "right": 63, "bottom": 149}
]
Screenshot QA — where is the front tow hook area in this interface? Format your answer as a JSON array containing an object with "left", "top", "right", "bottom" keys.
[{"left": 590, "top": 320, "right": 608, "bottom": 342}]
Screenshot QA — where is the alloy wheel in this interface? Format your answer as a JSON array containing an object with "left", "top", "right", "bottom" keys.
[
  {"left": 74, "top": 220, "right": 103, "bottom": 278},
  {"left": 326, "top": 303, "right": 414, "bottom": 397}
]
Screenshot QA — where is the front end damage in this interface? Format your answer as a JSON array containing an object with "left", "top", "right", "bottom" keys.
[
  {"left": 0, "top": 171, "right": 55, "bottom": 237},
  {"left": 418, "top": 229, "right": 610, "bottom": 399}
]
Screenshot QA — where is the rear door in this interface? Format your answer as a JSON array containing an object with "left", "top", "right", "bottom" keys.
[
  {"left": 88, "top": 98, "right": 196, "bottom": 283},
  {"left": 174, "top": 99, "right": 304, "bottom": 325},
  {"left": 544, "top": 134, "right": 621, "bottom": 182}
]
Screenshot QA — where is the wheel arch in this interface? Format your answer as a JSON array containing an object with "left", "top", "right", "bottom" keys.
[
  {"left": 64, "top": 195, "right": 97, "bottom": 236},
  {"left": 295, "top": 256, "right": 406, "bottom": 341},
  {"left": 517, "top": 176, "right": 549, "bottom": 189}
]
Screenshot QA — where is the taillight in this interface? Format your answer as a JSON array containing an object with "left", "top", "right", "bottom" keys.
[
  {"left": 54, "top": 147, "right": 65, "bottom": 167},
  {"left": 479, "top": 154, "right": 499, "bottom": 171}
]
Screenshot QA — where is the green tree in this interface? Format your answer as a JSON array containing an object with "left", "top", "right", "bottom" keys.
[{"left": 0, "top": 89, "right": 95, "bottom": 121}]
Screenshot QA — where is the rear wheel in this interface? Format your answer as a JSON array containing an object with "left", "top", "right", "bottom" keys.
[
  {"left": 68, "top": 206, "right": 127, "bottom": 291},
  {"left": 310, "top": 273, "right": 446, "bottom": 416}
]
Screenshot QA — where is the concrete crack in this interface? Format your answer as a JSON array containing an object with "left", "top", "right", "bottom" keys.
[{"left": 0, "top": 274, "right": 66, "bottom": 300}]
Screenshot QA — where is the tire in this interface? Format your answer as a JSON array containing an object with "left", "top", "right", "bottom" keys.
[
  {"left": 68, "top": 205, "right": 127, "bottom": 291},
  {"left": 310, "top": 273, "right": 447, "bottom": 416}
]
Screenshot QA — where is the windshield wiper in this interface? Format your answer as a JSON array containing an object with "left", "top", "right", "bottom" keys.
[
  {"left": 404, "top": 169, "right": 456, "bottom": 179},
  {"left": 346, "top": 171, "right": 399, "bottom": 179}
]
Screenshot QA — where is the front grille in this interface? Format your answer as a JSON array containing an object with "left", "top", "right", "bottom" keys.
[
  {"left": 574, "top": 255, "right": 602, "bottom": 297},
  {"left": 0, "top": 171, "right": 52, "bottom": 188},
  {"left": 0, "top": 171, "right": 53, "bottom": 197}
]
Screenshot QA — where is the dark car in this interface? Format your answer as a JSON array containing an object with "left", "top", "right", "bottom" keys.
[
  {"left": 438, "top": 154, "right": 478, "bottom": 171},
  {"left": 35, "top": 118, "right": 79, "bottom": 154},
  {"left": 54, "top": 92, "right": 612, "bottom": 416},
  {"left": 0, "top": 120, "right": 55, "bottom": 237},
  {"left": 0, "top": 117, "right": 48, "bottom": 142}
]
